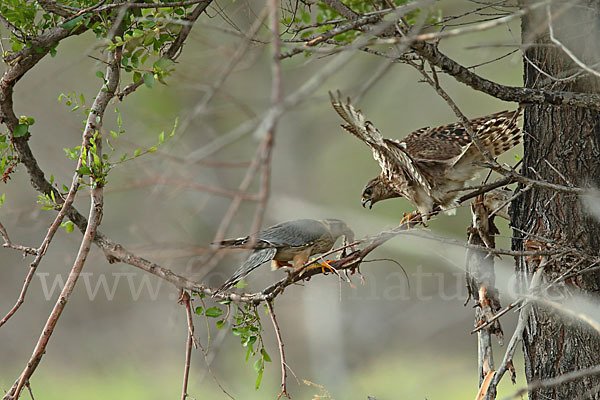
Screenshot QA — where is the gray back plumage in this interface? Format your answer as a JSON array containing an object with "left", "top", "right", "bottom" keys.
[{"left": 258, "top": 219, "right": 328, "bottom": 248}]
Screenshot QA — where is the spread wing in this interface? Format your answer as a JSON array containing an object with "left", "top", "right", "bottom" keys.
[
  {"left": 329, "top": 91, "right": 431, "bottom": 195},
  {"left": 402, "top": 124, "right": 471, "bottom": 164},
  {"left": 402, "top": 110, "right": 521, "bottom": 164}
]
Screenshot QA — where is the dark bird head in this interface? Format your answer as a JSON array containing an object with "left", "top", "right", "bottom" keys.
[
  {"left": 321, "top": 218, "right": 355, "bottom": 243},
  {"left": 361, "top": 176, "right": 401, "bottom": 209}
]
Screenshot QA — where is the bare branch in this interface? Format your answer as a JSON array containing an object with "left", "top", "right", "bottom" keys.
[
  {"left": 411, "top": 38, "right": 600, "bottom": 110},
  {"left": 179, "top": 291, "right": 197, "bottom": 400},
  {"left": 0, "top": 222, "right": 38, "bottom": 256},
  {"left": 267, "top": 301, "right": 289, "bottom": 399},
  {"left": 483, "top": 162, "right": 588, "bottom": 195},
  {"left": 321, "top": 0, "right": 359, "bottom": 20}
]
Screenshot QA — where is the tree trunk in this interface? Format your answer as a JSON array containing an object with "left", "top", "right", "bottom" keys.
[{"left": 514, "top": 1, "right": 600, "bottom": 399}]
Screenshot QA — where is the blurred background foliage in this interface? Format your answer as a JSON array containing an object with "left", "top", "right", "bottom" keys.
[{"left": 1, "top": 0, "right": 527, "bottom": 398}]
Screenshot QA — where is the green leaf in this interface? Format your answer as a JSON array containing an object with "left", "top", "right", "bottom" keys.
[
  {"left": 148, "top": 146, "right": 157, "bottom": 153},
  {"left": 204, "top": 307, "right": 223, "bottom": 318},
  {"left": 255, "top": 369, "right": 263, "bottom": 390},
  {"left": 234, "top": 280, "right": 247, "bottom": 289},
  {"left": 170, "top": 117, "right": 178, "bottom": 137},
  {"left": 143, "top": 72, "right": 155, "bottom": 88},
  {"left": 61, "top": 221, "right": 74, "bottom": 233},
  {"left": 133, "top": 148, "right": 142, "bottom": 158},
  {"left": 0, "top": 193, "right": 5, "bottom": 208},
  {"left": 194, "top": 306, "right": 204, "bottom": 316},
  {"left": 14, "top": 124, "right": 29, "bottom": 138},
  {"left": 154, "top": 58, "right": 173, "bottom": 70},
  {"left": 261, "top": 348, "right": 272, "bottom": 362},
  {"left": 77, "top": 166, "right": 91, "bottom": 175},
  {"left": 216, "top": 320, "right": 226, "bottom": 329},
  {"left": 26, "top": 117, "right": 35, "bottom": 125},
  {"left": 133, "top": 71, "right": 141, "bottom": 83},
  {"left": 92, "top": 152, "right": 101, "bottom": 167},
  {"left": 253, "top": 358, "right": 264, "bottom": 373},
  {"left": 158, "top": 131, "right": 165, "bottom": 144},
  {"left": 61, "top": 15, "right": 84, "bottom": 31},
  {"left": 243, "top": 335, "right": 257, "bottom": 347}
]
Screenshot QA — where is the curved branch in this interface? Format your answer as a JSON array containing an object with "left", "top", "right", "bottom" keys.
[{"left": 410, "top": 39, "right": 600, "bottom": 110}]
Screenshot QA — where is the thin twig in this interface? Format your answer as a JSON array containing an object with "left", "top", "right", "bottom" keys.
[
  {"left": 179, "top": 291, "right": 197, "bottom": 400},
  {"left": 0, "top": 222, "right": 38, "bottom": 256},
  {"left": 0, "top": 167, "right": 86, "bottom": 328},
  {"left": 486, "top": 263, "right": 547, "bottom": 400},
  {"left": 482, "top": 162, "right": 587, "bottom": 195},
  {"left": 267, "top": 301, "right": 289, "bottom": 399},
  {"left": 500, "top": 364, "right": 600, "bottom": 400},
  {"left": 375, "top": 0, "right": 550, "bottom": 46},
  {"left": 407, "top": 58, "right": 498, "bottom": 165},
  {"left": 546, "top": 5, "right": 600, "bottom": 79}
]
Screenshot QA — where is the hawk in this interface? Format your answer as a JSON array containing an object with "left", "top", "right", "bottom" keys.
[
  {"left": 330, "top": 91, "right": 521, "bottom": 221},
  {"left": 215, "top": 218, "right": 354, "bottom": 291}
]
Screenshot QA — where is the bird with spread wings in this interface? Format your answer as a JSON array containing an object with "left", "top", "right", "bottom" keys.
[{"left": 330, "top": 91, "right": 521, "bottom": 222}]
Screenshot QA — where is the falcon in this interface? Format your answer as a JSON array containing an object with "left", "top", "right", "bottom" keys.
[
  {"left": 329, "top": 91, "right": 521, "bottom": 221},
  {"left": 215, "top": 218, "right": 354, "bottom": 291}
]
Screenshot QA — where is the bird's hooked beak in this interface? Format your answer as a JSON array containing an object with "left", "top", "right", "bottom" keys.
[{"left": 361, "top": 198, "right": 372, "bottom": 209}]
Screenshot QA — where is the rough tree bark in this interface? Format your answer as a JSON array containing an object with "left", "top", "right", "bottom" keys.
[{"left": 514, "top": 1, "right": 600, "bottom": 399}]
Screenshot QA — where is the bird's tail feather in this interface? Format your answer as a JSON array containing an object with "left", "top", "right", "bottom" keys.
[
  {"left": 212, "top": 236, "right": 250, "bottom": 247},
  {"left": 475, "top": 109, "right": 522, "bottom": 157},
  {"left": 217, "top": 248, "right": 277, "bottom": 292},
  {"left": 458, "top": 109, "right": 522, "bottom": 164}
]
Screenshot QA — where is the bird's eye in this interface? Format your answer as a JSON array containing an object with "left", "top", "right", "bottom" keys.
[{"left": 364, "top": 188, "right": 372, "bottom": 196}]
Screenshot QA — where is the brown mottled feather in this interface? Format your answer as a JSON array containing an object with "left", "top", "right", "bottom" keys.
[{"left": 329, "top": 91, "right": 522, "bottom": 217}]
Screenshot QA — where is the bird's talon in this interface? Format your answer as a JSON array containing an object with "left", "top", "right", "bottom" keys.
[{"left": 308, "top": 259, "right": 336, "bottom": 275}]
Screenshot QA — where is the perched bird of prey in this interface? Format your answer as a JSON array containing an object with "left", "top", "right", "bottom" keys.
[
  {"left": 215, "top": 218, "right": 354, "bottom": 291},
  {"left": 330, "top": 91, "right": 521, "bottom": 220}
]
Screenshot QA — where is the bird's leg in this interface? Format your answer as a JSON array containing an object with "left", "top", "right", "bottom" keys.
[
  {"left": 271, "top": 260, "right": 293, "bottom": 270},
  {"left": 292, "top": 253, "right": 310, "bottom": 271},
  {"left": 400, "top": 210, "right": 423, "bottom": 227}
]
